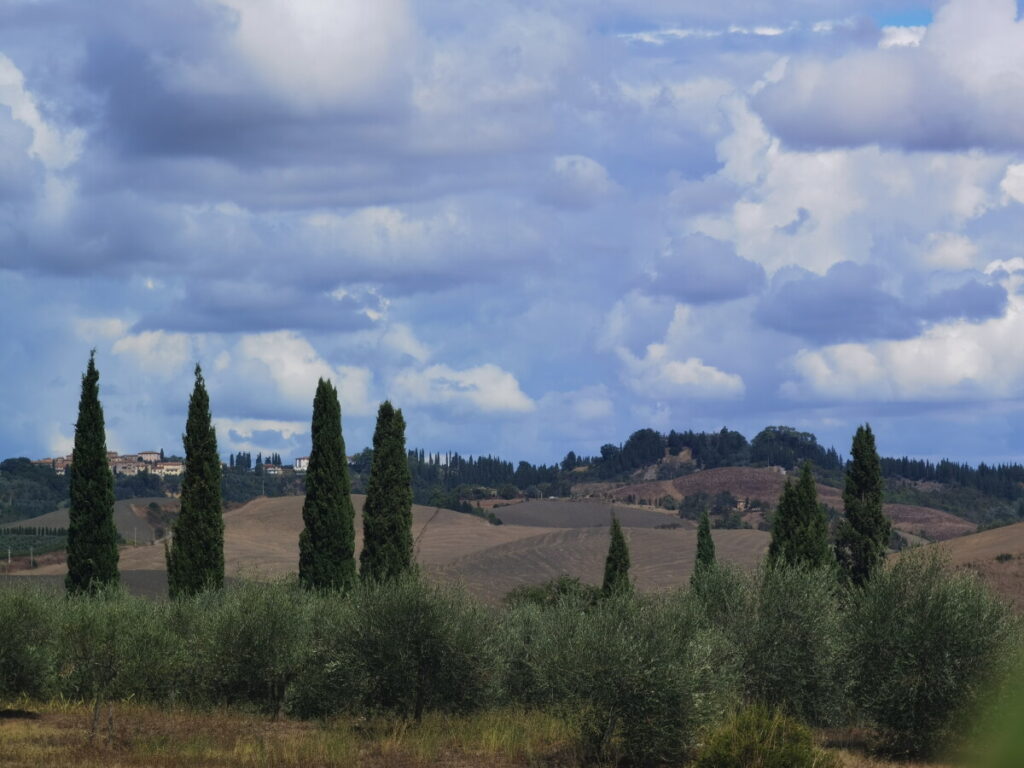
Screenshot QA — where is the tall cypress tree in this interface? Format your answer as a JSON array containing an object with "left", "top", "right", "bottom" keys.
[
  {"left": 835, "top": 424, "right": 890, "bottom": 586},
  {"left": 298, "top": 378, "right": 356, "bottom": 591},
  {"left": 768, "top": 461, "right": 831, "bottom": 569},
  {"left": 602, "top": 516, "right": 631, "bottom": 596},
  {"left": 360, "top": 401, "right": 414, "bottom": 582},
  {"left": 65, "top": 351, "right": 119, "bottom": 594},
  {"left": 167, "top": 364, "right": 223, "bottom": 598},
  {"left": 692, "top": 507, "right": 716, "bottom": 583}
]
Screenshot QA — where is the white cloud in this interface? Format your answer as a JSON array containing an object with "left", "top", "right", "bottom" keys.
[
  {"left": 783, "top": 260, "right": 1024, "bottom": 401},
  {"left": 0, "top": 53, "right": 83, "bottom": 170},
  {"left": 543, "top": 154, "right": 617, "bottom": 209},
  {"left": 74, "top": 317, "right": 131, "bottom": 342},
  {"left": 236, "top": 330, "right": 376, "bottom": 415},
  {"left": 921, "top": 232, "right": 978, "bottom": 270},
  {"left": 618, "top": 343, "right": 745, "bottom": 400},
  {"left": 380, "top": 323, "right": 431, "bottom": 363},
  {"left": 112, "top": 331, "right": 191, "bottom": 374},
  {"left": 212, "top": 0, "right": 414, "bottom": 111},
  {"left": 392, "top": 363, "right": 535, "bottom": 413},
  {"left": 879, "top": 26, "right": 926, "bottom": 49},
  {"left": 756, "top": 0, "right": 1024, "bottom": 150},
  {"left": 1000, "top": 163, "right": 1024, "bottom": 204},
  {"left": 213, "top": 417, "right": 308, "bottom": 441}
]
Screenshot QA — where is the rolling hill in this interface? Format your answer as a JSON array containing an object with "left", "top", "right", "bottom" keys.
[
  {"left": 597, "top": 466, "right": 974, "bottom": 542},
  {"left": 5, "top": 494, "right": 768, "bottom": 602},
  {"left": 936, "top": 520, "right": 1024, "bottom": 610}
]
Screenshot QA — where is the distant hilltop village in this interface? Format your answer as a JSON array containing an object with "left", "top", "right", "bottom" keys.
[
  {"left": 33, "top": 451, "right": 184, "bottom": 477},
  {"left": 31, "top": 452, "right": 333, "bottom": 477}
]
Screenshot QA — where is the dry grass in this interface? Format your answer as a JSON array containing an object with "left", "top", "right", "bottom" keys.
[
  {"left": 0, "top": 702, "right": 960, "bottom": 768},
  {"left": 0, "top": 702, "right": 575, "bottom": 768}
]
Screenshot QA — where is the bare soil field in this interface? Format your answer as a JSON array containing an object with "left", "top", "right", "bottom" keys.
[
  {"left": 0, "top": 497, "right": 176, "bottom": 544},
  {"left": 887, "top": 504, "right": 976, "bottom": 541},
  {"left": 434, "top": 527, "right": 770, "bottom": 603},
  {"left": 14, "top": 495, "right": 554, "bottom": 580},
  {"left": 5, "top": 495, "right": 771, "bottom": 602},
  {"left": 934, "top": 520, "right": 1024, "bottom": 610},
  {"left": 493, "top": 498, "right": 676, "bottom": 528}
]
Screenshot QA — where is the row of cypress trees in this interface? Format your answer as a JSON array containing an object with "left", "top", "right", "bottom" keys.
[
  {"left": 64, "top": 354, "right": 413, "bottom": 596},
  {"left": 601, "top": 424, "right": 890, "bottom": 592}
]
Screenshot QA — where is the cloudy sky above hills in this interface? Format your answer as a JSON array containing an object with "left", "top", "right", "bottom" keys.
[{"left": 3, "top": 0, "right": 1024, "bottom": 465}]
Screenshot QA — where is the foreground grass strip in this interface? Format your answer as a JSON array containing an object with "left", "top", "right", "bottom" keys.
[{"left": 0, "top": 702, "right": 575, "bottom": 768}]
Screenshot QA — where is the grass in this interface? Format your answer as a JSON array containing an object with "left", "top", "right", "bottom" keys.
[
  {"left": 0, "top": 700, "right": 961, "bottom": 768},
  {"left": 0, "top": 701, "right": 575, "bottom": 768}
]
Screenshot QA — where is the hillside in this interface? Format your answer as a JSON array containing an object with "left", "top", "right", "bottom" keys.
[
  {"left": 6, "top": 495, "right": 768, "bottom": 602},
  {"left": 936, "top": 520, "right": 1024, "bottom": 610},
  {"left": 594, "top": 466, "right": 975, "bottom": 542}
]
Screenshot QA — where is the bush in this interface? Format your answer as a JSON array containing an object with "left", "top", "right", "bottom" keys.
[
  {"left": 691, "top": 563, "right": 847, "bottom": 726},
  {"left": 694, "top": 705, "right": 838, "bottom": 768},
  {"left": 503, "top": 575, "right": 600, "bottom": 608},
  {"left": 847, "top": 549, "right": 1020, "bottom": 757},
  {"left": 506, "top": 592, "right": 739, "bottom": 766},
  {"left": 0, "top": 586, "right": 57, "bottom": 700},
  {"left": 290, "top": 575, "right": 502, "bottom": 719},
  {"left": 56, "top": 587, "right": 181, "bottom": 705},
  {"left": 187, "top": 581, "right": 313, "bottom": 714}
]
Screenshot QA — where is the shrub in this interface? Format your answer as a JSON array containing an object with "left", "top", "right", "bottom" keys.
[
  {"left": 291, "top": 574, "right": 502, "bottom": 719},
  {"left": 694, "top": 705, "right": 838, "bottom": 768},
  {"left": 0, "top": 585, "right": 57, "bottom": 700},
  {"left": 847, "top": 549, "right": 1020, "bottom": 757},
  {"left": 506, "top": 592, "right": 739, "bottom": 766},
  {"left": 187, "top": 581, "right": 313, "bottom": 715},
  {"left": 503, "top": 575, "right": 600, "bottom": 608},
  {"left": 691, "top": 563, "right": 847, "bottom": 726}
]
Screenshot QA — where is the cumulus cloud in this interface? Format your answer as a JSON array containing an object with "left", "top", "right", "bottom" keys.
[
  {"left": 618, "top": 344, "right": 745, "bottom": 400},
  {"left": 236, "top": 331, "right": 376, "bottom": 415},
  {"left": 783, "top": 260, "right": 1024, "bottom": 401},
  {"left": 648, "top": 234, "right": 765, "bottom": 303},
  {"left": 756, "top": 261, "right": 1007, "bottom": 343},
  {"left": 111, "top": 331, "right": 192, "bottom": 373},
  {"left": 392, "top": 363, "right": 535, "bottom": 413},
  {"left": 540, "top": 155, "right": 617, "bottom": 209},
  {"left": 755, "top": 0, "right": 1024, "bottom": 150}
]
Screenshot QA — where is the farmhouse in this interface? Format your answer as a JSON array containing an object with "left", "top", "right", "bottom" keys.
[{"left": 294, "top": 456, "right": 310, "bottom": 472}]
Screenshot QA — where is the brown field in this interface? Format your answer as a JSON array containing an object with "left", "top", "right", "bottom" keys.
[
  {"left": 435, "top": 527, "right": 769, "bottom": 602},
  {"left": 6, "top": 495, "right": 768, "bottom": 603},
  {"left": 494, "top": 498, "right": 676, "bottom": 528},
  {"left": 934, "top": 520, "right": 1024, "bottom": 610},
  {"left": 602, "top": 467, "right": 967, "bottom": 543},
  {"left": 0, "top": 498, "right": 177, "bottom": 544},
  {"left": 886, "top": 504, "right": 976, "bottom": 542}
]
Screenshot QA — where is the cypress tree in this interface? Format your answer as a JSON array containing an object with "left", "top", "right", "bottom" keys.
[
  {"left": 65, "top": 351, "right": 119, "bottom": 594},
  {"left": 692, "top": 507, "right": 716, "bottom": 583},
  {"left": 298, "top": 378, "right": 356, "bottom": 591},
  {"left": 835, "top": 424, "right": 890, "bottom": 586},
  {"left": 602, "top": 515, "right": 631, "bottom": 596},
  {"left": 768, "top": 461, "right": 831, "bottom": 569},
  {"left": 167, "top": 364, "right": 223, "bottom": 598},
  {"left": 360, "top": 401, "right": 414, "bottom": 582}
]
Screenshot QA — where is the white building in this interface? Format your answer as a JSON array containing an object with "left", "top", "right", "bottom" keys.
[
  {"left": 154, "top": 461, "right": 183, "bottom": 476},
  {"left": 294, "top": 456, "right": 310, "bottom": 472},
  {"left": 138, "top": 451, "right": 161, "bottom": 463}
]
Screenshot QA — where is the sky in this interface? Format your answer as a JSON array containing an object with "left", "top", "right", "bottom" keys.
[{"left": 3, "top": 0, "right": 1024, "bottom": 466}]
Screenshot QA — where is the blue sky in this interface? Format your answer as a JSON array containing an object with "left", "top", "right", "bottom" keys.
[{"left": 4, "top": 0, "right": 1024, "bottom": 466}]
